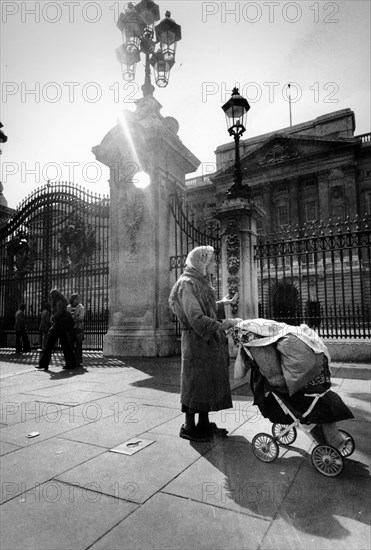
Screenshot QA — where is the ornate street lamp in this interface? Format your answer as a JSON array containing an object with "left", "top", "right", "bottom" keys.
[
  {"left": 116, "top": 1, "right": 181, "bottom": 96},
  {"left": 221, "top": 87, "right": 251, "bottom": 199}
]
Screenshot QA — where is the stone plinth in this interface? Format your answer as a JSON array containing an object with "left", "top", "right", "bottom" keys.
[
  {"left": 216, "top": 196, "right": 264, "bottom": 321},
  {"left": 93, "top": 95, "right": 199, "bottom": 356}
]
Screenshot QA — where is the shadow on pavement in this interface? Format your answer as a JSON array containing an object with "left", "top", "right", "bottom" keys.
[{"left": 191, "top": 434, "right": 371, "bottom": 542}]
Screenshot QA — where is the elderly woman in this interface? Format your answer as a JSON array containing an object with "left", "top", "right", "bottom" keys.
[
  {"left": 37, "top": 289, "right": 76, "bottom": 371},
  {"left": 169, "top": 245, "right": 239, "bottom": 442}
]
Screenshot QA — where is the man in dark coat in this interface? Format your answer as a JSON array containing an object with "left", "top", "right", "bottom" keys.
[
  {"left": 169, "top": 245, "right": 239, "bottom": 442},
  {"left": 36, "top": 289, "right": 76, "bottom": 371},
  {"left": 14, "top": 303, "right": 31, "bottom": 353}
]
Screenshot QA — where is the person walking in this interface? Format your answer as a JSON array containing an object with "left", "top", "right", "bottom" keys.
[
  {"left": 67, "top": 293, "right": 85, "bottom": 368},
  {"left": 14, "top": 303, "right": 31, "bottom": 353},
  {"left": 36, "top": 289, "right": 75, "bottom": 371},
  {"left": 169, "top": 245, "right": 239, "bottom": 442},
  {"left": 39, "top": 302, "right": 52, "bottom": 351}
]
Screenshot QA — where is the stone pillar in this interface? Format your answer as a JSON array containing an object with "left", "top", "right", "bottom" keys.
[
  {"left": 92, "top": 95, "right": 199, "bottom": 356},
  {"left": 216, "top": 197, "right": 264, "bottom": 320}
]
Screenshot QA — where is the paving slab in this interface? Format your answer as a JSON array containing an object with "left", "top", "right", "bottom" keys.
[
  {"left": 116, "top": 385, "right": 182, "bottom": 409},
  {"left": 89, "top": 492, "right": 271, "bottom": 550},
  {"left": 260, "top": 511, "right": 370, "bottom": 550},
  {"left": 1, "top": 437, "right": 105, "bottom": 504},
  {"left": 0, "top": 372, "right": 76, "bottom": 394},
  {"left": 337, "top": 380, "right": 371, "bottom": 418},
  {"left": 338, "top": 418, "right": 371, "bottom": 472},
  {"left": 1, "top": 394, "right": 70, "bottom": 426},
  {"left": 58, "top": 404, "right": 181, "bottom": 448},
  {"left": 0, "top": 481, "right": 138, "bottom": 550},
  {"left": 0, "top": 410, "right": 99, "bottom": 447},
  {"left": 56, "top": 432, "right": 213, "bottom": 504},
  {"left": 163, "top": 437, "right": 305, "bottom": 519},
  {"left": 0, "top": 440, "right": 22, "bottom": 457},
  {"left": 58, "top": 392, "right": 170, "bottom": 422},
  {"left": 260, "top": 459, "right": 371, "bottom": 550}
]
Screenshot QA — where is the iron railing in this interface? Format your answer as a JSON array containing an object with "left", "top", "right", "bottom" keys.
[
  {"left": 0, "top": 182, "right": 110, "bottom": 349},
  {"left": 255, "top": 216, "right": 371, "bottom": 338}
]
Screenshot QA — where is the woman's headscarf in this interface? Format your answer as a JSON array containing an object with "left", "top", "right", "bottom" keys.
[
  {"left": 185, "top": 245, "right": 214, "bottom": 275},
  {"left": 169, "top": 245, "right": 216, "bottom": 313}
]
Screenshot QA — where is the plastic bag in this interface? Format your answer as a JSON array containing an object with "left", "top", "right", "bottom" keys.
[{"left": 233, "top": 345, "right": 251, "bottom": 379}]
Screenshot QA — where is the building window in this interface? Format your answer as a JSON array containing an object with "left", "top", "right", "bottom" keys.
[
  {"left": 305, "top": 200, "right": 317, "bottom": 222},
  {"left": 277, "top": 204, "right": 289, "bottom": 226}
]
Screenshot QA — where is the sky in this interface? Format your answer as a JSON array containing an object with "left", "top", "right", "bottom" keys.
[{"left": 1, "top": 0, "right": 370, "bottom": 209}]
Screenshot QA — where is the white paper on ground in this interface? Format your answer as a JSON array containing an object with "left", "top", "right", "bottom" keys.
[{"left": 109, "top": 438, "right": 155, "bottom": 456}]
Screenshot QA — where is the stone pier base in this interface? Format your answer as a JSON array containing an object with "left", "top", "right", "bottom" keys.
[{"left": 103, "top": 327, "right": 177, "bottom": 357}]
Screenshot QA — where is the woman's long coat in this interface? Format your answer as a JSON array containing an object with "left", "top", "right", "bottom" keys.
[{"left": 170, "top": 267, "right": 232, "bottom": 412}]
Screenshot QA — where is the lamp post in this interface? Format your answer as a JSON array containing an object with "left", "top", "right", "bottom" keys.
[
  {"left": 221, "top": 87, "right": 251, "bottom": 199},
  {"left": 116, "top": 0, "right": 181, "bottom": 97}
]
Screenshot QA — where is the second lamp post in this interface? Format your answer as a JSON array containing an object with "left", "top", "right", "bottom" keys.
[{"left": 222, "top": 87, "right": 251, "bottom": 199}]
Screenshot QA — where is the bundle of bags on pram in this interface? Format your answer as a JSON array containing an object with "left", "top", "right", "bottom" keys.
[
  {"left": 233, "top": 319, "right": 331, "bottom": 395},
  {"left": 232, "top": 319, "right": 354, "bottom": 448}
]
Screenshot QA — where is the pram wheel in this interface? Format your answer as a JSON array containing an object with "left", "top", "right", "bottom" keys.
[
  {"left": 338, "top": 429, "right": 355, "bottom": 457},
  {"left": 272, "top": 423, "right": 297, "bottom": 445},
  {"left": 252, "top": 433, "right": 279, "bottom": 463},
  {"left": 311, "top": 444, "right": 344, "bottom": 477}
]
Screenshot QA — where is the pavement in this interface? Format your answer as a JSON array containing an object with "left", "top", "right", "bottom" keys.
[{"left": 0, "top": 349, "right": 370, "bottom": 550}]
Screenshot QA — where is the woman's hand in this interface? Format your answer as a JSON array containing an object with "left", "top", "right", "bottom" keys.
[
  {"left": 219, "top": 318, "right": 240, "bottom": 331},
  {"left": 221, "top": 293, "right": 239, "bottom": 305}
]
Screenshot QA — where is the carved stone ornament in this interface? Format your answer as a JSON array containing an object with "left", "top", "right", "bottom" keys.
[
  {"left": 6, "top": 231, "right": 37, "bottom": 275},
  {"left": 260, "top": 143, "right": 298, "bottom": 165},
  {"left": 121, "top": 189, "right": 144, "bottom": 254},
  {"left": 226, "top": 232, "right": 240, "bottom": 313},
  {"left": 226, "top": 233, "right": 240, "bottom": 274},
  {"left": 58, "top": 218, "right": 96, "bottom": 271},
  {"left": 164, "top": 116, "right": 179, "bottom": 135}
]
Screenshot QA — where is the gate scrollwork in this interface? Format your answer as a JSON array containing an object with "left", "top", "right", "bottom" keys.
[
  {"left": 6, "top": 231, "right": 36, "bottom": 275},
  {"left": 58, "top": 218, "right": 96, "bottom": 271}
]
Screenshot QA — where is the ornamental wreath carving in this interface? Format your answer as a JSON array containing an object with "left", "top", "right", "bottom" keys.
[
  {"left": 6, "top": 231, "right": 37, "bottom": 275},
  {"left": 121, "top": 189, "right": 144, "bottom": 255},
  {"left": 58, "top": 218, "right": 96, "bottom": 270}
]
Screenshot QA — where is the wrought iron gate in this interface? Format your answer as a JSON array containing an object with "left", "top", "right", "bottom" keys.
[
  {"left": 255, "top": 216, "right": 371, "bottom": 338},
  {"left": 0, "top": 182, "right": 109, "bottom": 349},
  {"left": 169, "top": 193, "right": 221, "bottom": 335}
]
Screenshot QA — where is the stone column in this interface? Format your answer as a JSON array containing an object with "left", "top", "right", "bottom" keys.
[
  {"left": 92, "top": 95, "right": 199, "bottom": 356},
  {"left": 216, "top": 196, "right": 264, "bottom": 321}
]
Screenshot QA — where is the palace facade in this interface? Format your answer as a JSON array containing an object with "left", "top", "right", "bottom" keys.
[{"left": 185, "top": 109, "right": 371, "bottom": 229}]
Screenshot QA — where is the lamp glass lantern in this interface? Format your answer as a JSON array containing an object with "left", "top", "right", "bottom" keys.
[
  {"left": 150, "top": 50, "right": 174, "bottom": 87},
  {"left": 116, "top": 46, "right": 141, "bottom": 82},
  {"left": 117, "top": 9, "right": 145, "bottom": 54},
  {"left": 222, "top": 87, "right": 250, "bottom": 137},
  {"left": 135, "top": 0, "right": 160, "bottom": 40},
  {"left": 155, "top": 11, "right": 181, "bottom": 61}
]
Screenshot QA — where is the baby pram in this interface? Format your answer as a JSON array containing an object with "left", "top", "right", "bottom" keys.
[{"left": 233, "top": 319, "right": 355, "bottom": 477}]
